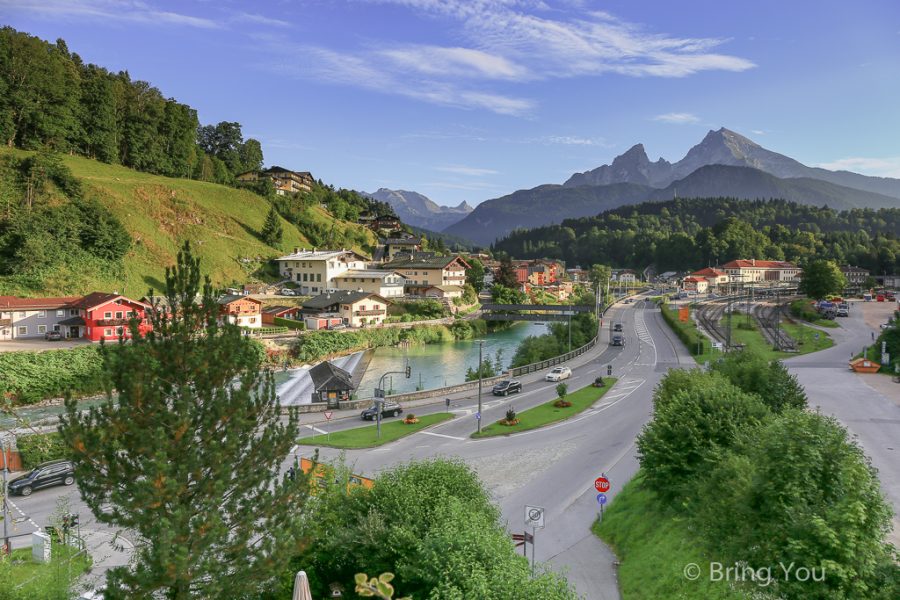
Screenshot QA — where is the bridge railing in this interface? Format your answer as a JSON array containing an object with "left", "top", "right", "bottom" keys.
[{"left": 509, "top": 334, "right": 598, "bottom": 377}]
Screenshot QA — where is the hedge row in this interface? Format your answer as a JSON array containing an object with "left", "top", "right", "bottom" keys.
[
  {"left": 273, "top": 316, "right": 304, "bottom": 330},
  {"left": 16, "top": 432, "right": 69, "bottom": 469},
  {"left": 0, "top": 345, "right": 106, "bottom": 405},
  {"left": 659, "top": 303, "right": 707, "bottom": 356}
]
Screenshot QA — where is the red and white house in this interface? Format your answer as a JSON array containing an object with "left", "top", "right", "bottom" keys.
[{"left": 73, "top": 292, "right": 153, "bottom": 342}]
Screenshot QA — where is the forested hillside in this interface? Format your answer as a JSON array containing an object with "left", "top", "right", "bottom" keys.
[
  {"left": 0, "top": 148, "right": 376, "bottom": 296},
  {"left": 492, "top": 198, "right": 900, "bottom": 273}
]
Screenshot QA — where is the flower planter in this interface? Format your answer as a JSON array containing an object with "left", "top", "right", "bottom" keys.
[
  {"left": 500, "top": 419, "right": 520, "bottom": 426},
  {"left": 403, "top": 417, "right": 419, "bottom": 424},
  {"left": 553, "top": 400, "right": 573, "bottom": 408}
]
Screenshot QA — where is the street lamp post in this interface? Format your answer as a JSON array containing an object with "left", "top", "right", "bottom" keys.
[
  {"left": 376, "top": 361, "right": 410, "bottom": 439},
  {"left": 476, "top": 339, "right": 485, "bottom": 434},
  {"left": 2, "top": 439, "right": 9, "bottom": 555}
]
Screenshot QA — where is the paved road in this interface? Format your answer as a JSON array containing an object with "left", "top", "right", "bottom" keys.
[
  {"left": 291, "top": 297, "right": 692, "bottom": 599},
  {"left": 7, "top": 296, "right": 691, "bottom": 599},
  {"left": 784, "top": 301, "right": 900, "bottom": 547}
]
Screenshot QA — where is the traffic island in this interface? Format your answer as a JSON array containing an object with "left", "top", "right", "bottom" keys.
[
  {"left": 297, "top": 412, "right": 454, "bottom": 449},
  {"left": 471, "top": 379, "right": 617, "bottom": 438}
]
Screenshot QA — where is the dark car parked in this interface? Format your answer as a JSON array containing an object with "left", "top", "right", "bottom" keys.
[
  {"left": 360, "top": 400, "right": 403, "bottom": 420},
  {"left": 492, "top": 380, "right": 522, "bottom": 396},
  {"left": 611, "top": 334, "right": 626, "bottom": 347},
  {"left": 8, "top": 460, "right": 75, "bottom": 496}
]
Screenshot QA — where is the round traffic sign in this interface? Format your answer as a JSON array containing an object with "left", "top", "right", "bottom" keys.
[
  {"left": 596, "top": 493, "right": 608, "bottom": 505},
  {"left": 594, "top": 476, "right": 610, "bottom": 493}
]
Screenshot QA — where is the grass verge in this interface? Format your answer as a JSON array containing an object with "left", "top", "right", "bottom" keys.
[
  {"left": 3, "top": 543, "right": 92, "bottom": 598},
  {"left": 728, "top": 320, "right": 833, "bottom": 359},
  {"left": 471, "top": 379, "right": 617, "bottom": 438},
  {"left": 297, "top": 412, "right": 454, "bottom": 448},
  {"left": 594, "top": 473, "right": 748, "bottom": 600}
]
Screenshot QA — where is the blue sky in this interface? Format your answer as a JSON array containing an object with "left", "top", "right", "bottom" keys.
[{"left": 3, "top": 0, "right": 900, "bottom": 207}]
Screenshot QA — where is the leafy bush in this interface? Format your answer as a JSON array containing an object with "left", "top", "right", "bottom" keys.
[
  {"left": 790, "top": 298, "right": 823, "bottom": 322},
  {"left": 277, "top": 459, "right": 577, "bottom": 599},
  {"left": 659, "top": 303, "right": 707, "bottom": 356},
  {"left": 637, "top": 372, "right": 770, "bottom": 504},
  {"left": 511, "top": 312, "right": 597, "bottom": 367},
  {"left": 0, "top": 345, "right": 105, "bottom": 404},
  {"left": 16, "top": 432, "right": 68, "bottom": 469},
  {"left": 710, "top": 349, "right": 807, "bottom": 413},
  {"left": 272, "top": 316, "right": 304, "bottom": 330}
]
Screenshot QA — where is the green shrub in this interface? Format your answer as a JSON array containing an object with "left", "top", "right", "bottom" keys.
[
  {"left": 273, "top": 316, "right": 304, "bottom": 330},
  {"left": 16, "top": 432, "right": 68, "bottom": 469},
  {"left": 659, "top": 303, "right": 707, "bottom": 356},
  {"left": 0, "top": 345, "right": 105, "bottom": 405}
]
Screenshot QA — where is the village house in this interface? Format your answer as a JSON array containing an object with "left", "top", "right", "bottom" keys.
[
  {"left": 301, "top": 290, "right": 390, "bottom": 328},
  {"left": 613, "top": 269, "right": 638, "bottom": 284},
  {"left": 0, "top": 295, "right": 81, "bottom": 340},
  {"left": 689, "top": 267, "right": 730, "bottom": 292},
  {"left": 332, "top": 270, "right": 407, "bottom": 298},
  {"left": 274, "top": 248, "right": 369, "bottom": 296},
  {"left": 423, "top": 285, "right": 464, "bottom": 300},
  {"left": 261, "top": 305, "right": 303, "bottom": 325},
  {"left": 681, "top": 276, "right": 709, "bottom": 294},
  {"left": 72, "top": 293, "right": 153, "bottom": 342},
  {"left": 840, "top": 265, "right": 870, "bottom": 289},
  {"left": 383, "top": 255, "right": 470, "bottom": 295},
  {"left": 237, "top": 166, "right": 315, "bottom": 195},
  {"left": 566, "top": 268, "right": 589, "bottom": 282},
  {"left": 381, "top": 236, "right": 422, "bottom": 261},
  {"left": 217, "top": 295, "right": 263, "bottom": 329}
]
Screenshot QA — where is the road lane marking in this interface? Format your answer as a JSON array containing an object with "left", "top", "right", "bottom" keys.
[
  {"left": 418, "top": 431, "right": 466, "bottom": 441},
  {"left": 304, "top": 424, "right": 328, "bottom": 435}
]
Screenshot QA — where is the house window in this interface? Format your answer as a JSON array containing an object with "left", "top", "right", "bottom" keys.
[
  {"left": 104, "top": 311, "right": 112, "bottom": 319},
  {"left": 70, "top": 309, "right": 79, "bottom": 316},
  {"left": 38, "top": 325, "right": 47, "bottom": 333},
  {"left": 303, "top": 273, "right": 308, "bottom": 282},
  {"left": 17, "top": 326, "right": 27, "bottom": 335},
  {"left": 105, "top": 328, "right": 114, "bottom": 337},
  {"left": 56, "top": 309, "right": 64, "bottom": 317},
  {"left": 53, "top": 325, "right": 61, "bottom": 332},
  {"left": 115, "top": 311, "right": 123, "bottom": 319},
  {"left": 316, "top": 274, "right": 322, "bottom": 282},
  {"left": 37, "top": 310, "right": 46, "bottom": 318},
  {"left": 17, "top": 311, "right": 26, "bottom": 317},
  {"left": 116, "top": 327, "right": 124, "bottom": 336}
]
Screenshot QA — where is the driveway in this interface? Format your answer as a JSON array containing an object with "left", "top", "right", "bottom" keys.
[{"left": 0, "top": 338, "right": 92, "bottom": 352}]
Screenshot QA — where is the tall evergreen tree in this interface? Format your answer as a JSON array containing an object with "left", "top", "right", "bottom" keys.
[
  {"left": 494, "top": 255, "right": 519, "bottom": 289},
  {"left": 261, "top": 204, "right": 284, "bottom": 247},
  {"left": 59, "top": 243, "right": 310, "bottom": 599}
]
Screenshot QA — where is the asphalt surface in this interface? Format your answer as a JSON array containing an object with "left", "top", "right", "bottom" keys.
[
  {"left": 291, "top": 296, "right": 692, "bottom": 599},
  {"left": 783, "top": 301, "right": 900, "bottom": 547}
]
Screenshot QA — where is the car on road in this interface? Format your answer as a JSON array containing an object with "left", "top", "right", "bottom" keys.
[
  {"left": 545, "top": 366, "right": 572, "bottom": 381},
  {"left": 360, "top": 400, "right": 403, "bottom": 420},
  {"left": 492, "top": 380, "right": 522, "bottom": 396},
  {"left": 611, "top": 334, "right": 626, "bottom": 347},
  {"left": 612, "top": 323, "right": 623, "bottom": 332},
  {"left": 624, "top": 298, "right": 633, "bottom": 304},
  {"left": 44, "top": 330, "right": 63, "bottom": 341},
  {"left": 280, "top": 288, "right": 297, "bottom": 296},
  {"left": 8, "top": 460, "right": 76, "bottom": 496}
]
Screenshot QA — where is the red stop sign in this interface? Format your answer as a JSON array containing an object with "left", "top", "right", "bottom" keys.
[{"left": 594, "top": 476, "right": 610, "bottom": 493}]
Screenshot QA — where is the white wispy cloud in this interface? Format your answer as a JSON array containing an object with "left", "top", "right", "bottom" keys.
[
  {"left": 436, "top": 164, "right": 500, "bottom": 176},
  {"left": 653, "top": 112, "right": 701, "bottom": 124},
  {"left": 251, "top": 0, "right": 754, "bottom": 116},
  {"left": 232, "top": 12, "right": 290, "bottom": 28},
  {"left": 542, "top": 135, "right": 607, "bottom": 146},
  {"left": 816, "top": 157, "right": 900, "bottom": 178},
  {"left": 2, "top": 0, "right": 221, "bottom": 28}
]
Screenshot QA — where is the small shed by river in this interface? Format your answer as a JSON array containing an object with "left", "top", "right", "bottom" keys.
[{"left": 309, "top": 361, "right": 355, "bottom": 407}]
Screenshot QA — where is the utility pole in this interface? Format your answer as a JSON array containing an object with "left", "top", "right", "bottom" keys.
[
  {"left": 726, "top": 295, "right": 733, "bottom": 350},
  {"left": 476, "top": 340, "right": 484, "bottom": 434},
  {"left": 376, "top": 360, "right": 410, "bottom": 439},
  {"left": 567, "top": 314, "right": 572, "bottom": 353}
]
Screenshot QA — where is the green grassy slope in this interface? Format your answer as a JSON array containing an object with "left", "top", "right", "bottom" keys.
[{"left": 0, "top": 148, "right": 376, "bottom": 296}]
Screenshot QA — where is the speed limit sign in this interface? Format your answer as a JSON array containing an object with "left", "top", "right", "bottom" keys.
[{"left": 524, "top": 505, "right": 545, "bottom": 529}]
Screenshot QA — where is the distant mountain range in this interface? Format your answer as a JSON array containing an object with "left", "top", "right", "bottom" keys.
[
  {"left": 364, "top": 188, "right": 472, "bottom": 232},
  {"left": 444, "top": 128, "right": 900, "bottom": 246}
]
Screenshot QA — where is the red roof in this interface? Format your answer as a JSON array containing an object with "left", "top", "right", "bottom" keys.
[
  {"left": 0, "top": 296, "right": 81, "bottom": 310},
  {"left": 721, "top": 260, "right": 797, "bottom": 269},
  {"left": 691, "top": 267, "right": 726, "bottom": 277},
  {"left": 683, "top": 277, "right": 704, "bottom": 283}
]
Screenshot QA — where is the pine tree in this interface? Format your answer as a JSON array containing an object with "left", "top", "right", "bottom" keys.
[
  {"left": 59, "top": 242, "right": 310, "bottom": 599},
  {"left": 261, "top": 204, "right": 284, "bottom": 247}
]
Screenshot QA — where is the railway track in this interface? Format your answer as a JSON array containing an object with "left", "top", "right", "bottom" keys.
[
  {"left": 695, "top": 301, "right": 729, "bottom": 346},
  {"left": 753, "top": 301, "right": 796, "bottom": 351}
]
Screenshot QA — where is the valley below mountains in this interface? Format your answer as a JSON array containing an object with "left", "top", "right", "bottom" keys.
[{"left": 443, "top": 128, "right": 900, "bottom": 246}]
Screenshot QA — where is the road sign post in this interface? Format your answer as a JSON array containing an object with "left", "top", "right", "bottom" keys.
[{"left": 594, "top": 475, "right": 610, "bottom": 493}]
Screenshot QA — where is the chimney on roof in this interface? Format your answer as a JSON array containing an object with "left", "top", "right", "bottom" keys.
[
  {"left": 293, "top": 247, "right": 299, "bottom": 254},
  {"left": 313, "top": 247, "right": 317, "bottom": 253},
  {"left": 751, "top": 258, "right": 756, "bottom": 266}
]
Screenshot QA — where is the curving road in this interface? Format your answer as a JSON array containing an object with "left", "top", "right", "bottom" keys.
[
  {"left": 8, "top": 296, "right": 693, "bottom": 598},
  {"left": 292, "top": 297, "right": 692, "bottom": 599}
]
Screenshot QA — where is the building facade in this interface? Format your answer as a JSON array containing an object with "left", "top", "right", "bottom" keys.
[
  {"left": 74, "top": 293, "right": 153, "bottom": 342},
  {"left": 274, "top": 249, "right": 369, "bottom": 296},
  {"left": 721, "top": 259, "right": 801, "bottom": 283},
  {"left": 301, "top": 290, "right": 390, "bottom": 327},
  {"left": 217, "top": 295, "right": 263, "bottom": 329},
  {"left": 332, "top": 270, "right": 407, "bottom": 298},
  {"left": 383, "top": 256, "right": 470, "bottom": 290},
  {"left": 0, "top": 296, "right": 81, "bottom": 340}
]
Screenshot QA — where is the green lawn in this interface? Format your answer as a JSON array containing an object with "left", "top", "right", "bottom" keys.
[
  {"left": 2, "top": 543, "right": 91, "bottom": 598},
  {"left": 726, "top": 320, "right": 833, "bottom": 360},
  {"left": 472, "top": 379, "right": 617, "bottom": 438},
  {"left": 595, "top": 473, "right": 749, "bottom": 600},
  {"left": 297, "top": 412, "right": 454, "bottom": 448}
]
